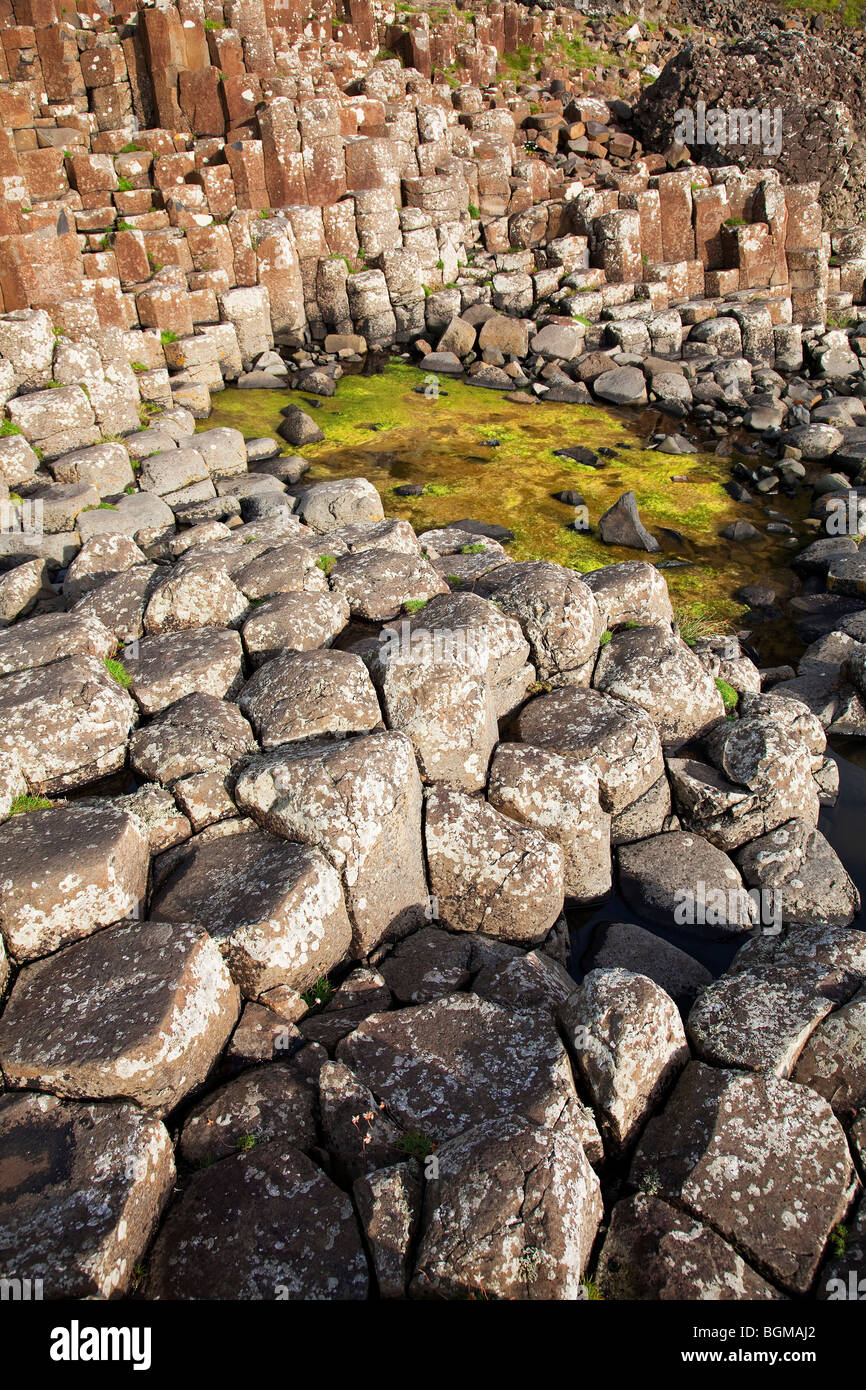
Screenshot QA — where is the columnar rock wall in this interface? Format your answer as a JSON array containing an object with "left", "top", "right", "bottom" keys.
[{"left": 1, "top": 0, "right": 863, "bottom": 427}]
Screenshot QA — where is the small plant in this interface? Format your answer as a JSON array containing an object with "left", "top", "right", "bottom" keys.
[
  {"left": 599, "top": 628, "right": 612, "bottom": 646},
  {"left": 403, "top": 598, "right": 427, "bottom": 612},
  {"left": 0, "top": 419, "right": 22, "bottom": 437},
  {"left": 724, "top": 216, "right": 746, "bottom": 228},
  {"left": 130, "top": 361, "right": 148, "bottom": 374},
  {"left": 581, "top": 1276, "right": 604, "bottom": 1301},
  {"left": 124, "top": 484, "right": 136, "bottom": 494},
  {"left": 829, "top": 1223, "right": 849, "bottom": 1258},
  {"left": 204, "top": 16, "right": 223, "bottom": 28},
  {"left": 316, "top": 554, "right": 336, "bottom": 575},
  {"left": 9, "top": 794, "right": 54, "bottom": 815},
  {"left": 396, "top": 1130, "right": 434, "bottom": 1161},
  {"left": 715, "top": 676, "right": 739, "bottom": 715},
  {"left": 82, "top": 502, "right": 118, "bottom": 513},
  {"left": 446, "top": 574, "right": 461, "bottom": 585},
  {"left": 120, "top": 141, "right": 141, "bottom": 154},
  {"left": 116, "top": 176, "right": 133, "bottom": 193},
  {"left": 236, "top": 1133, "right": 257, "bottom": 1152},
  {"left": 160, "top": 330, "right": 178, "bottom": 345},
  {"left": 642, "top": 1169, "right": 662, "bottom": 1197},
  {"left": 526, "top": 679, "right": 552, "bottom": 696},
  {"left": 468, "top": 203, "right": 480, "bottom": 220},
  {"left": 116, "top": 219, "right": 135, "bottom": 232},
  {"left": 301, "top": 976, "right": 334, "bottom": 1011},
  {"left": 460, "top": 542, "right": 486, "bottom": 554},
  {"left": 104, "top": 657, "right": 133, "bottom": 688}
]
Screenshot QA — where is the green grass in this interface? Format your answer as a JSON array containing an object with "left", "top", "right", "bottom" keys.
[
  {"left": 599, "top": 629, "right": 612, "bottom": 646},
  {"left": 104, "top": 657, "right": 133, "bottom": 688},
  {"left": 785, "top": 0, "right": 866, "bottom": 22},
  {"left": 403, "top": 598, "right": 428, "bottom": 612},
  {"left": 829, "top": 1223, "right": 849, "bottom": 1256},
  {"left": 460, "top": 543, "right": 486, "bottom": 554},
  {"left": 715, "top": 677, "right": 739, "bottom": 714},
  {"left": 116, "top": 176, "right": 133, "bottom": 193},
  {"left": 8, "top": 794, "right": 53, "bottom": 815},
  {"left": 160, "top": 330, "right": 178, "bottom": 345},
  {"left": 0, "top": 419, "right": 22, "bottom": 437},
  {"left": 396, "top": 1131, "right": 435, "bottom": 1161},
  {"left": 316, "top": 554, "right": 336, "bottom": 575},
  {"left": 235, "top": 1133, "right": 257, "bottom": 1152},
  {"left": 301, "top": 976, "right": 334, "bottom": 1011},
  {"left": 675, "top": 604, "right": 733, "bottom": 646}
]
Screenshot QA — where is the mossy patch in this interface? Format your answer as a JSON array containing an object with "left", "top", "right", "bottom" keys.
[{"left": 203, "top": 363, "right": 807, "bottom": 653}]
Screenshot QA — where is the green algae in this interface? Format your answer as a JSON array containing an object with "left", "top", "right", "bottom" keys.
[{"left": 204, "top": 363, "right": 809, "bottom": 649}]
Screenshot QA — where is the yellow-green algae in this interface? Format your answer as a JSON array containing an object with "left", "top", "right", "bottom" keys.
[{"left": 204, "top": 363, "right": 809, "bottom": 648}]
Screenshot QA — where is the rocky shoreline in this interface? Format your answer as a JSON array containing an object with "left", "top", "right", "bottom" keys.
[
  {"left": 1, "top": 409, "right": 865, "bottom": 1299},
  {"left": 1, "top": 0, "right": 866, "bottom": 1306}
]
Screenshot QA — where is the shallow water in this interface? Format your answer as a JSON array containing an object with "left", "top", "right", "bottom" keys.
[
  {"left": 205, "top": 362, "right": 811, "bottom": 662},
  {"left": 569, "top": 749, "right": 866, "bottom": 984}
]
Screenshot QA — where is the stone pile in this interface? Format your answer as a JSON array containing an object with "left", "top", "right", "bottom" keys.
[{"left": 0, "top": 408, "right": 864, "bottom": 1299}]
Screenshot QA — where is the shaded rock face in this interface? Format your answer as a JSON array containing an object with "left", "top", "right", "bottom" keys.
[
  {"left": 353, "top": 1163, "right": 422, "bottom": 1300},
  {"left": 597, "top": 1194, "right": 783, "bottom": 1301},
  {"left": 0, "top": 1092, "right": 175, "bottom": 1300},
  {"left": 560, "top": 968, "right": 690, "bottom": 1154},
  {"left": 635, "top": 31, "right": 866, "bottom": 224},
  {"left": 146, "top": 1142, "right": 369, "bottom": 1301},
  {"left": 337, "top": 993, "right": 579, "bottom": 1144},
  {"left": 178, "top": 1063, "right": 317, "bottom": 1166},
  {"left": 411, "top": 1110, "right": 602, "bottom": 1301},
  {"left": 631, "top": 1062, "right": 856, "bottom": 1295},
  {"left": 618, "top": 830, "right": 753, "bottom": 936}
]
